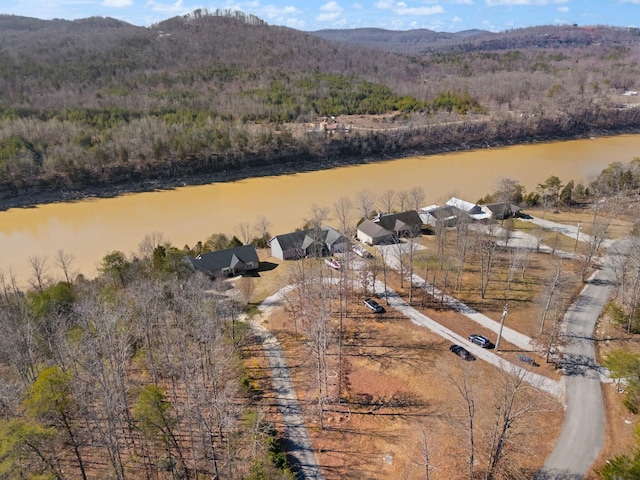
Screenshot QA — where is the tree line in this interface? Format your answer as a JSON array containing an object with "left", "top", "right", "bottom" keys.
[{"left": 2, "top": 12, "right": 640, "bottom": 206}]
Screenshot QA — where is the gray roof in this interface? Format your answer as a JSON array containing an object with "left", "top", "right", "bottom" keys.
[
  {"left": 375, "top": 211, "right": 422, "bottom": 231},
  {"left": 358, "top": 219, "right": 393, "bottom": 238},
  {"left": 427, "top": 205, "right": 460, "bottom": 220},
  {"left": 188, "top": 245, "right": 259, "bottom": 275},
  {"left": 271, "top": 226, "right": 346, "bottom": 251},
  {"left": 484, "top": 202, "right": 521, "bottom": 216},
  {"left": 325, "top": 227, "right": 348, "bottom": 247}
]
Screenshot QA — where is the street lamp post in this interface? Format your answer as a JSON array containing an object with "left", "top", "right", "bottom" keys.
[
  {"left": 574, "top": 221, "right": 582, "bottom": 252},
  {"left": 495, "top": 303, "right": 509, "bottom": 352}
]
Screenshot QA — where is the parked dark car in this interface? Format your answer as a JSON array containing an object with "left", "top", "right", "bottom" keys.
[
  {"left": 469, "top": 334, "right": 493, "bottom": 349},
  {"left": 450, "top": 344, "right": 476, "bottom": 361},
  {"left": 364, "top": 298, "right": 385, "bottom": 313}
]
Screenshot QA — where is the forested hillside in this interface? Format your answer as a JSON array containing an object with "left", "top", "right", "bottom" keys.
[{"left": 1, "top": 9, "right": 640, "bottom": 207}]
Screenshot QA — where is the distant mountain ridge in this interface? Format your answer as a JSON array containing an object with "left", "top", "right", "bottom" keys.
[
  {"left": 310, "top": 24, "right": 640, "bottom": 54},
  {"left": 309, "top": 27, "right": 490, "bottom": 53}
]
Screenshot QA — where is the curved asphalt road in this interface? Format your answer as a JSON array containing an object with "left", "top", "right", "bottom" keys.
[{"left": 535, "top": 239, "right": 628, "bottom": 479}]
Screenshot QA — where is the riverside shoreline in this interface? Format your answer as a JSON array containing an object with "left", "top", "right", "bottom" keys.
[{"left": 2, "top": 126, "right": 639, "bottom": 212}]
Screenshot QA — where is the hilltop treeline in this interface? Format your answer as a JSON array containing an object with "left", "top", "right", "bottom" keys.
[{"left": 1, "top": 10, "right": 640, "bottom": 207}]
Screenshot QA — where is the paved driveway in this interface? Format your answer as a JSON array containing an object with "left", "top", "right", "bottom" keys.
[{"left": 535, "top": 239, "right": 628, "bottom": 479}]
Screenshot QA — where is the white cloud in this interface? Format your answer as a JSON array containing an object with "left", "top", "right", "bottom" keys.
[
  {"left": 485, "top": 0, "right": 567, "bottom": 5},
  {"left": 316, "top": 1, "right": 344, "bottom": 22},
  {"left": 395, "top": 5, "right": 444, "bottom": 15},
  {"left": 374, "top": 0, "right": 396, "bottom": 9},
  {"left": 144, "top": 0, "right": 185, "bottom": 14},
  {"left": 320, "top": 1, "right": 344, "bottom": 13},
  {"left": 374, "top": 0, "right": 444, "bottom": 15},
  {"left": 557, "top": 6, "right": 568, "bottom": 13},
  {"left": 262, "top": 4, "right": 302, "bottom": 18},
  {"left": 103, "top": 0, "right": 133, "bottom": 6}
]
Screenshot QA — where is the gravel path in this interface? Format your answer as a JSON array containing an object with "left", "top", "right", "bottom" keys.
[{"left": 249, "top": 286, "right": 324, "bottom": 480}]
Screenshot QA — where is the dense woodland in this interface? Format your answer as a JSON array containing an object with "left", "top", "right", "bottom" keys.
[
  {"left": 0, "top": 247, "right": 295, "bottom": 479},
  {"left": 1, "top": 10, "right": 640, "bottom": 207}
]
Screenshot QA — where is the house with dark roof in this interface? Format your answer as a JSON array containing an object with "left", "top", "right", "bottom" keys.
[
  {"left": 187, "top": 245, "right": 259, "bottom": 279},
  {"left": 356, "top": 219, "right": 396, "bottom": 245},
  {"left": 269, "top": 226, "right": 349, "bottom": 260},
  {"left": 420, "top": 205, "right": 463, "bottom": 228},
  {"left": 482, "top": 202, "right": 522, "bottom": 220},
  {"left": 446, "top": 197, "right": 491, "bottom": 221},
  {"left": 374, "top": 211, "right": 423, "bottom": 238}
]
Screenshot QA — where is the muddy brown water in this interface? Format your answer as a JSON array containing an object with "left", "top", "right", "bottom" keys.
[{"left": 1, "top": 134, "right": 639, "bottom": 287}]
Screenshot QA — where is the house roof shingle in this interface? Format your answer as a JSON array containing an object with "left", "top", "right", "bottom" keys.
[
  {"left": 375, "top": 211, "right": 422, "bottom": 231},
  {"left": 188, "top": 245, "right": 259, "bottom": 275},
  {"left": 358, "top": 219, "right": 393, "bottom": 239}
]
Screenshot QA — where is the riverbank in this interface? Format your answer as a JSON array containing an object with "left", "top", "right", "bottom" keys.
[{"left": 1, "top": 122, "right": 639, "bottom": 212}]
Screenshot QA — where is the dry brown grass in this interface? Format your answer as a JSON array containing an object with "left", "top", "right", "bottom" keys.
[{"left": 243, "top": 205, "right": 636, "bottom": 479}]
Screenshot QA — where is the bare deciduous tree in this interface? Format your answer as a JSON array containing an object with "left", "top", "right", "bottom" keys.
[
  {"left": 333, "top": 196, "right": 354, "bottom": 235},
  {"left": 409, "top": 186, "right": 426, "bottom": 212},
  {"left": 397, "top": 190, "right": 410, "bottom": 212},
  {"left": 55, "top": 249, "right": 75, "bottom": 285},
  {"left": 356, "top": 189, "right": 377, "bottom": 220},
  {"left": 235, "top": 221, "right": 252, "bottom": 245},
  {"left": 446, "top": 365, "right": 477, "bottom": 480},
  {"left": 28, "top": 254, "right": 48, "bottom": 293},
  {"left": 379, "top": 189, "right": 396, "bottom": 213}
]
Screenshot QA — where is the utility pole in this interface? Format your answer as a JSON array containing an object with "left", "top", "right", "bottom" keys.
[
  {"left": 574, "top": 221, "right": 582, "bottom": 252},
  {"left": 495, "top": 303, "right": 509, "bottom": 352}
]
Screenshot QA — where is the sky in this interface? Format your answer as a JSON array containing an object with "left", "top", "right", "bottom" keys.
[{"left": 2, "top": 0, "right": 639, "bottom": 33}]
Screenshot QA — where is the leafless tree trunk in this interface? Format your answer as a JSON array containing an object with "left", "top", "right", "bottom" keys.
[
  {"left": 506, "top": 246, "right": 530, "bottom": 291},
  {"left": 333, "top": 196, "right": 354, "bottom": 235},
  {"left": 447, "top": 366, "right": 476, "bottom": 480},
  {"left": 397, "top": 190, "right": 409, "bottom": 211},
  {"left": 485, "top": 366, "right": 540, "bottom": 479},
  {"left": 138, "top": 231, "right": 166, "bottom": 258},
  {"left": 28, "top": 254, "right": 48, "bottom": 293},
  {"left": 55, "top": 250, "right": 75, "bottom": 285},
  {"left": 234, "top": 221, "right": 252, "bottom": 245},
  {"left": 379, "top": 189, "right": 396, "bottom": 213},
  {"left": 415, "top": 423, "right": 432, "bottom": 480},
  {"left": 475, "top": 235, "right": 499, "bottom": 300},
  {"left": 356, "top": 189, "right": 378, "bottom": 220},
  {"left": 409, "top": 186, "right": 426, "bottom": 212},
  {"left": 253, "top": 214, "right": 272, "bottom": 239},
  {"left": 454, "top": 215, "right": 472, "bottom": 292},
  {"left": 540, "top": 258, "right": 563, "bottom": 335}
]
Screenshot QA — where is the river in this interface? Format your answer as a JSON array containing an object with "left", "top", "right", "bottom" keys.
[{"left": 1, "top": 134, "right": 639, "bottom": 287}]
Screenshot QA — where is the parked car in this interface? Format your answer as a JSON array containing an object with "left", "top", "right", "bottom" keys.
[
  {"left": 469, "top": 334, "right": 493, "bottom": 349},
  {"left": 364, "top": 298, "right": 385, "bottom": 313},
  {"left": 352, "top": 244, "right": 373, "bottom": 258},
  {"left": 449, "top": 344, "right": 476, "bottom": 361},
  {"left": 324, "top": 258, "right": 341, "bottom": 270}
]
